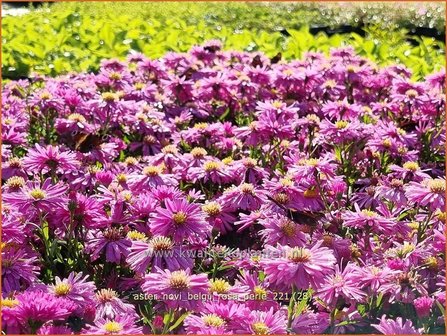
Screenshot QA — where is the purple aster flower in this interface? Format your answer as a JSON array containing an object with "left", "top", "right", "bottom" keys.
[
  {"left": 261, "top": 242, "right": 336, "bottom": 290},
  {"left": 11, "top": 290, "right": 77, "bottom": 333},
  {"left": 219, "top": 183, "right": 267, "bottom": 211},
  {"left": 23, "top": 143, "right": 80, "bottom": 175},
  {"left": 82, "top": 314, "right": 143, "bottom": 334},
  {"left": 86, "top": 228, "right": 132, "bottom": 263},
  {"left": 291, "top": 311, "right": 330, "bottom": 334},
  {"left": 2, "top": 245, "right": 39, "bottom": 295},
  {"left": 237, "top": 308, "right": 287, "bottom": 335},
  {"left": 259, "top": 214, "right": 307, "bottom": 247},
  {"left": 316, "top": 263, "right": 366, "bottom": 306},
  {"left": 37, "top": 324, "right": 73, "bottom": 334},
  {"left": 141, "top": 268, "right": 209, "bottom": 311},
  {"left": 94, "top": 288, "right": 137, "bottom": 321},
  {"left": 371, "top": 315, "right": 422, "bottom": 334},
  {"left": 126, "top": 236, "right": 193, "bottom": 274},
  {"left": 48, "top": 272, "right": 96, "bottom": 309},
  {"left": 342, "top": 204, "right": 395, "bottom": 234},
  {"left": 2, "top": 178, "right": 67, "bottom": 214},
  {"left": 413, "top": 296, "right": 434, "bottom": 318},
  {"left": 150, "top": 198, "right": 211, "bottom": 243},
  {"left": 405, "top": 178, "right": 445, "bottom": 211}
]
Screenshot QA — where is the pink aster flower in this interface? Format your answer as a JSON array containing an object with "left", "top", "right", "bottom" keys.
[
  {"left": 259, "top": 214, "right": 307, "bottom": 247},
  {"left": 150, "top": 198, "right": 211, "bottom": 243},
  {"left": 2, "top": 245, "right": 39, "bottom": 295},
  {"left": 261, "top": 242, "right": 336, "bottom": 290},
  {"left": 291, "top": 311, "right": 330, "bottom": 334},
  {"left": 126, "top": 236, "right": 193, "bottom": 274},
  {"left": 372, "top": 315, "right": 422, "bottom": 334},
  {"left": 238, "top": 308, "right": 287, "bottom": 335},
  {"left": 405, "top": 178, "right": 445, "bottom": 210},
  {"left": 183, "top": 313, "right": 229, "bottom": 334},
  {"left": 11, "top": 290, "right": 77, "bottom": 333},
  {"left": 23, "top": 143, "right": 80, "bottom": 175},
  {"left": 37, "top": 324, "right": 73, "bottom": 334},
  {"left": 86, "top": 228, "right": 132, "bottom": 263},
  {"left": 94, "top": 288, "right": 137, "bottom": 321},
  {"left": 141, "top": 268, "right": 209, "bottom": 311},
  {"left": 83, "top": 314, "right": 143, "bottom": 334},
  {"left": 48, "top": 272, "right": 96, "bottom": 309},
  {"left": 316, "top": 263, "right": 366, "bottom": 306},
  {"left": 413, "top": 296, "right": 434, "bottom": 318},
  {"left": 342, "top": 204, "right": 395, "bottom": 234},
  {"left": 2, "top": 178, "right": 67, "bottom": 213},
  {"left": 219, "top": 183, "right": 268, "bottom": 211}
]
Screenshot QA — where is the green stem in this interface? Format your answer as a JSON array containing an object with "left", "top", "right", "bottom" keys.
[{"left": 287, "top": 285, "right": 296, "bottom": 331}]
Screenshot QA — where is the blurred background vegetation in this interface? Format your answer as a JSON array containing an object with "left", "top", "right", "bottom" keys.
[{"left": 2, "top": 1, "right": 445, "bottom": 80}]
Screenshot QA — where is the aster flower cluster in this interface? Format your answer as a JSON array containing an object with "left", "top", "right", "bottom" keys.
[{"left": 1, "top": 41, "right": 445, "bottom": 335}]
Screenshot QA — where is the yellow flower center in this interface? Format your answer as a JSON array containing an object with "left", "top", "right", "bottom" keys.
[
  {"left": 252, "top": 322, "right": 270, "bottom": 335},
  {"left": 281, "top": 220, "right": 297, "bottom": 237},
  {"left": 109, "top": 72, "right": 122, "bottom": 80},
  {"left": 403, "top": 161, "right": 419, "bottom": 171},
  {"left": 6, "top": 176, "right": 25, "bottom": 189},
  {"left": 405, "top": 89, "right": 418, "bottom": 98},
  {"left": 305, "top": 158, "right": 319, "bottom": 167},
  {"left": 424, "top": 257, "right": 439, "bottom": 271},
  {"left": 143, "top": 135, "right": 157, "bottom": 144},
  {"left": 40, "top": 91, "right": 52, "bottom": 100},
  {"left": 407, "top": 221, "right": 419, "bottom": 230},
  {"left": 209, "top": 279, "right": 230, "bottom": 294},
  {"left": 191, "top": 147, "right": 207, "bottom": 158},
  {"left": 243, "top": 158, "right": 257, "bottom": 168},
  {"left": 287, "top": 247, "right": 311, "bottom": 263},
  {"left": 162, "top": 145, "right": 177, "bottom": 154},
  {"left": 390, "top": 179, "right": 403, "bottom": 188},
  {"left": 172, "top": 211, "right": 188, "bottom": 225},
  {"left": 428, "top": 179, "right": 445, "bottom": 193},
  {"left": 101, "top": 92, "right": 118, "bottom": 102},
  {"left": 222, "top": 157, "right": 234, "bottom": 165},
  {"left": 8, "top": 157, "right": 22, "bottom": 168},
  {"left": 67, "top": 113, "right": 86, "bottom": 123},
  {"left": 335, "top": 120, "right": 349, "bottom": 129},
  {"left": 54, "top": 283, "right": 72, "bottom": 296},
  {"left": 362, "top": 209, "right": 377, "bottom": 218},
  {"left": 202, "top": 314, "right": 225, "bottom": 327},
  {"left": 194, "top": 122, "right": 208, "bottom": 130},
  {"left": 169, "top": 271, "right": 190, "bottom": 290},
  {"left": 96, "top": 288, "right": 118, "bottom": 302},
  {"left": 134, "top": 82, "right": 145, "bottom": 90},
  {"left": 280, "top": 178, "right": 293, "bottom": 187},
  {"left": 273, "top": 192, "right": 289, "bottom": 205},
  {"left": 253, "top": 286, "right": 267, "bottom": 300},
  {"left": 103, "top": 321, "right": 123, "bottom": 333},
  {"left": 202, "top": 202, "right": 221, "bottom": 216},
  {"left": 324, "top": 80, "right": 336, "bottom": 89},
  {"left": 436, "top": 211, "right": 446, "bottom": 222},
  {"left": 124, "top": 157, "right": 138, "bottom": 166},
  {"left": 240, "top": 183, "right": 254, "bottom": 194},
  {"left": 143, "top": 165, "right": 162, "bottom": 177},
  {"left": 382, "top": 138, "right": 392, "bottom": 148},
  {"left": 29, "top": 188, "right": 46, "bottom": 200},
  {"left": 149, "top": 236, "right": 173, "bottom": 251},
  {"left": 1, "top": 298, "right": 19, "bottom": 308},
  {"left": 116, "top": 173, "right": 127, "bottom": 183},
  {"left": 127, "top": 230, "right": 147, "bottom": 241},
  {"left": 204, "top": 161, "right": 220, "bottom": 172}
]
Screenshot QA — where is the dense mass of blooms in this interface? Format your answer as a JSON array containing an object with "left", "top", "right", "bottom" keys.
[{"left": 1, "top": 41, "right": 445, "bottom": 335}]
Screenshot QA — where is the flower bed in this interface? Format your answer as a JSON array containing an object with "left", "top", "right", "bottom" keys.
[{"left": 1, "top": 42, "right": 445, "bottom": 334}]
